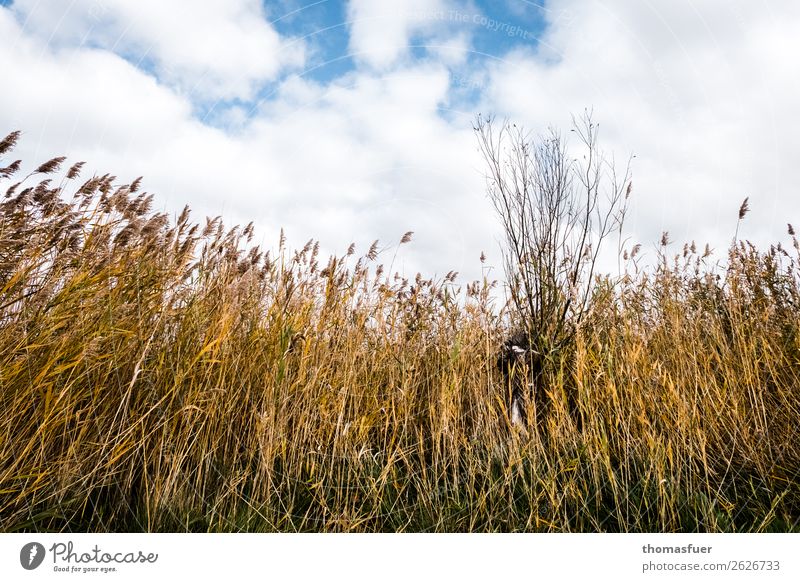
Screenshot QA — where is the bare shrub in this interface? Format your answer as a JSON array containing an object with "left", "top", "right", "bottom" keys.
[{"left": 475, "top": 112, "right": 631, "bottom": 428}]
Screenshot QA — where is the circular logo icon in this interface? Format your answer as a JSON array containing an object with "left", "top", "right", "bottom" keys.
[{"left": 20, "top": 542, "right": 46, "bottom": 570}]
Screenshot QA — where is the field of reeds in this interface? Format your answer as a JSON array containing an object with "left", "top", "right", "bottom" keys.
[{"left": 1, "top": 129, "right": 799, "bottom": 532}]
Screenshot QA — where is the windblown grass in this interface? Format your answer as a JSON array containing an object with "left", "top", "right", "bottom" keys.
[{"left": 0, "top": 133, "right": 798, "bottom": 532}]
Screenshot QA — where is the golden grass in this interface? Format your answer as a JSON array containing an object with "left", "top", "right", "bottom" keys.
[{"left": 0, "top": 135, "right": 798, "bottom": 532}]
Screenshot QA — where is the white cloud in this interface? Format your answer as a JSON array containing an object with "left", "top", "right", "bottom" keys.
[
  {"left": 2, "top": 0, "right": 799, "bottom": 289},
  {"left": 427, "top": 32, "right": 471, "bottom": 67},
  {"left": 347, "top": 0, "right": 453, "bottom": 69},
  {"left": 0, "top": 5, "right": 497, "bottom": 282},
  {"left": 238, "top": 65, "right": 496, "bottom": 277},
  {"left": 7, "top": 0, "right": 306, "bottom": 102},
  {"left": 482, "top": 0, "right": 800, "bottom": 258}
]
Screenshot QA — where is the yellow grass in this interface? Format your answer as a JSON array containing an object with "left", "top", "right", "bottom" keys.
[{"left": 0, "top": 134, "right": 798, "bottom": 531}]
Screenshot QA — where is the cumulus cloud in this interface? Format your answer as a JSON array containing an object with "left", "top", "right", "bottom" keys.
[
  {"left": 223, "top": 64, "right": 495, "bottom": 278},
  {"left": 0, "top": 4, "right": 497, "bottom": 281},
  {"left": 1, "top": 0, "right": 798, "bottom": 287},
  {"left": 6, "top": 0, "right": 306, "bottom": 101},
  {"left": 482, "top": 0, "right": 800, "bottom": 257},
  {"left": 347, "top": 0, "right": 457, "bottom": 69}
]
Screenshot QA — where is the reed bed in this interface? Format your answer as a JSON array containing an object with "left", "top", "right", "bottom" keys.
[{"left": 0, "top": 132, "right": 798, "bottom": 532}]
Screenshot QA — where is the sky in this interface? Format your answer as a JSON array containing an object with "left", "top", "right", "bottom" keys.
[{"left": 1, "top": 0, "right": 798, "bottom": 284}]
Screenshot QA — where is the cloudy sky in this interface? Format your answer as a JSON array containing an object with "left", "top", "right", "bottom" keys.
[{"left": 1, "top": 0, "right": 797, "bottom": 283}]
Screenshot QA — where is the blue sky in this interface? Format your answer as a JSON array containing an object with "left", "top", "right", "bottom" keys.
[
  {"left": 265, "top": 1, "right": 549, "bottom": 83},
  {"left": 0, "top": 0, "right": 797, "bottom": 283},
  {"left": 0, "top": 1, "right": 549, "bottom": 133},
  {"left": 48, "top": 0, "right": 552, "bottom": 126}
]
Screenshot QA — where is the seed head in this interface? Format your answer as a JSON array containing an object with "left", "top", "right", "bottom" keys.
[
  {"left": 0, "top": 131, "right": 21, "bottom": 155},
  {"left": 367, "top": 240, "right": 379, "bottom": 261},
  {"left": 0, "top": 160, "right": 21, "bottom": 178},
  {"left": 35, "top": 156, "right": 66, "bottom": 175},
  {"left": 66, "top": 161, "right": 85, "bottom": 180},
  {"left": 738, "top": 197, "right": 750, "bottom": 220}
]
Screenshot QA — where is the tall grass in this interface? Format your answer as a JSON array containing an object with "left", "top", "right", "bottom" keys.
[{"left": 1, "top": 133, "right": 798, "bottom": 532}]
